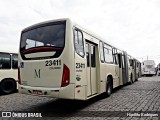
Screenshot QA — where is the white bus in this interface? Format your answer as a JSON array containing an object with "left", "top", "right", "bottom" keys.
[
  {"left": 0, "top": 52, "right": 18, "bottom": 94},
  {"left": 18, "top": 18, "right": 136, "bottom": 100},
  {"left": 141, "top": 60, "right": 156, "bottom": 76}
]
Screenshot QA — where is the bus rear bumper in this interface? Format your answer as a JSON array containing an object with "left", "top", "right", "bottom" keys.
[{"left": 18, "top": 84, "right": 75, "bottom": 99}]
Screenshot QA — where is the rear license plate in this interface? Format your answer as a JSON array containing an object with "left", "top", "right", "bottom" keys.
[{"left": 33, "top": 90, "right": 43, "bottom": 95}]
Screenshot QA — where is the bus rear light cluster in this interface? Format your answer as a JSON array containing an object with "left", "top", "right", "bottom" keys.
[
  {"left": 18, "top": 67, "right": 21, "bottom": 85},
  {"left": 61, "top": 64, "right": 70, "bottom": 87}
]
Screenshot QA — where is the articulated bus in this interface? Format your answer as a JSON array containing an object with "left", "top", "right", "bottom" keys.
[
  {"left": 18, "top": 18, "right": 139, "bottom": 100},
  {"left": 0, "top": 51, "right": 18, "bottom": 94}
]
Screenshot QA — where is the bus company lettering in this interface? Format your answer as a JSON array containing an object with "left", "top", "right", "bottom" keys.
[{"left": 34, "top": 69, "right": 41, "bottom": 78}]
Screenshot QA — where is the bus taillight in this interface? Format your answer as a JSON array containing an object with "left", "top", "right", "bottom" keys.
[
  {"left": 18, "top": 67, "right": 21, "bottom": 85},
  {"left": 61, "top": 64, "right": 70, "bottom": 87}
]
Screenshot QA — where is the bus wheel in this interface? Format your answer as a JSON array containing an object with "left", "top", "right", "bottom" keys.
[
  {"left": 106, "top": 78, "right": 113, "bottom": 97},
  {"left": 0, "top": 79, "right": 16, "bottom": 94}
]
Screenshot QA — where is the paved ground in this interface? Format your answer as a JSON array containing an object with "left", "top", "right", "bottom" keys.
[{"left": 0, "top": 76, "right": 160, "bottom": 120}]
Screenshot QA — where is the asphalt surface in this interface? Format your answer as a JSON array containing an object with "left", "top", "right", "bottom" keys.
[{"left": 0, "top": 76, "right": 160, "bottom": 120}]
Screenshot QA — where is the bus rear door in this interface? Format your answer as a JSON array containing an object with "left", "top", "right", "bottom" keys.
[{"left": 86, "top": 42, "right": 97, "bottom": 97}]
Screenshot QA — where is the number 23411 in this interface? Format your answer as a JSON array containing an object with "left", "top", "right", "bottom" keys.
[{"left": 45, "top": 60, "right": 61, "bottom": 66}]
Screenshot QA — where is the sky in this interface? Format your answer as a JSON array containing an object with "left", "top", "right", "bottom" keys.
[{"left": 0, "top": 0, "right": 160, "bottom": 65}]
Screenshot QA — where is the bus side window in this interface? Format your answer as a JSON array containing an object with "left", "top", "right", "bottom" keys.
[
  {"left": 0, "top": 53, "right": 11, "bottom": 69},
  {"left": 99, "top": 41, "right": 104, "bottom": 62},
  {"left": 129, "top": 59, "right": 132, "bottom": 66},
  {"left": 91, "top": 45, "right": 96, "bottom": 67},
  {"left": 118, "top": 54, "right": 121, "bottom": 68},
  {"left": 74, "top": 28, "right": 85, "bottom": 57},
  {"left": 112, "top": 48, "right": 118, "bottom": 65},
  {"left": 12, "top": 54, "right": 18, "bottom": 69},
  {"left": 104, "top": 44, "right": 113, "bottom": 64}
]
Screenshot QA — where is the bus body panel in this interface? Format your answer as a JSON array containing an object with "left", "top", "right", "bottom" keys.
[
  {"left": 0, "top": 70, "right": 17, "bottom": 82},
  {"left": 113, "top": 64, "right": 120, "bottom": 88},
  {"left": 75, "top": 86, "right": 86, "bottom": 100},
  {"left": 74, "top": 56, "right": 87, "bottom": 100},
  {"left": 20, "top": 60, "right": 62, "bottom": 87},
  {"left": 100, "top": 64, "right": 119, "bottom": 89}
]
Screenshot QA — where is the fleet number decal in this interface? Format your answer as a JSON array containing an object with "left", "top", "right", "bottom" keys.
[
  {"left": 76, "top": 63, "right": 85, "bottom": 68},
  {"left": 45, "top": 60, "right": 61, "bottom": 66}
]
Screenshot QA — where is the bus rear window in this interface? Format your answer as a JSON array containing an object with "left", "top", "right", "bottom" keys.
[{"left": 20, "top": 21, "right": 66, "bottom": 60}]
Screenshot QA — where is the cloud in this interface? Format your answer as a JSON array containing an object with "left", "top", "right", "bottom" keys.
[{"left": 0, "top": 0, "right": 160, "bottom": 64}]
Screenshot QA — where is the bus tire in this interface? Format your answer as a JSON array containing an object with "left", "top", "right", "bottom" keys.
[
  {"left": 105, "top": 78, "right": 113, "bottom": 97},
  {"left": 0, "top": 79, "right": 16, "bottom": 94}
]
